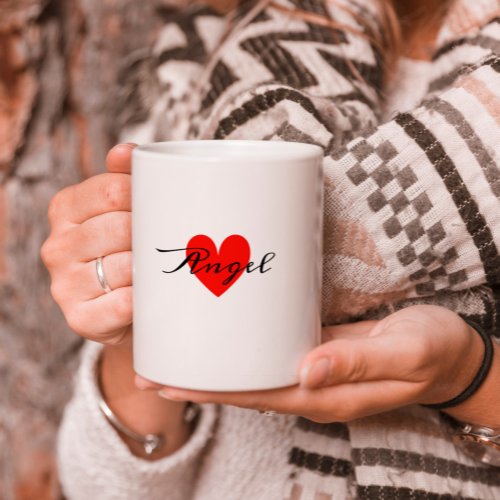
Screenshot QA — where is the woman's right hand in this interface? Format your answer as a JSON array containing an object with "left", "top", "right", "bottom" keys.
[
  {"left": 41, "top": 143, "right": 136, "bottom": 345},
  {"left": 42, "top": 144, "right": 193, "bottom": 459}
]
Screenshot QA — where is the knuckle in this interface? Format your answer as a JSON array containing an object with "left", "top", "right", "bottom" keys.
[
  {"left": 40, "top": 236, "right": 68, "bottom": 268},
  {"left": 40, "top": 238, "right": 54, "bottom": 266},
  {"left": 50, "top": 282, "right": 67, "bottom": 305},
  {"left": 112, "top": 288, "right": 133, "bottom": 322},
  {"left": 65, "top": 307, "right": 89, "bottom": 336},
  {"left": 47, "top": 192, "right": 64, "bottom": 224},
  {"left": 337, "top": 350, "right": 365, "bottom": 383},
  {"left": 48, "top": 185, "right": 74, "bottom": 224}
]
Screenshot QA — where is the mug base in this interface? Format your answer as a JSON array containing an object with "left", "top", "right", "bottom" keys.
[{"left": 134, "top": 368, "right": 299, "bottom": 392}]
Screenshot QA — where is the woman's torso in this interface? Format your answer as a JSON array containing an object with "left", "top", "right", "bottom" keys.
[{"left": 120, "top": 1, "right": 500, "bottom": 497}]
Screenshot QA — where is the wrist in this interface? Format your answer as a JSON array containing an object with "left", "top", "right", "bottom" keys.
[
  {"left": 422, "top": 315, "right": 486, "bottom": 410},
  {"left": 417, "top": 315, "right": 499, "bottom": 429},
  {"left": 99, "top": 340, "right": 192, "bottom": 459},
  {"left": 444, "top": 340, "right": 500, "bottom": 428}
]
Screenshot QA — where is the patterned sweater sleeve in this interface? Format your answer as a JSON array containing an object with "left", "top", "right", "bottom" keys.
[
  {"left": 57, "top": 341, "right": 218, "bottom": 500},
  {"left": 199, "top": 11, "right": 500, "bottom": 328},
  {"left": 319, "top": 54, "right": 500, "bottom": 325}
]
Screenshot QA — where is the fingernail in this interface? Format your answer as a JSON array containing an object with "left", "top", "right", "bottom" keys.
[
  {"left": 158, "top": 389, "right": 185, "bottom": 401},
  {"left": 300, "top": 357, "right": 331, "bottom": 389}
]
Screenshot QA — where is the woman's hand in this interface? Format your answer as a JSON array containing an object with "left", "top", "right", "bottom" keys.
[
  {"left": 41, "top": 144, "right": 135, "bottom": 345},
  {"left": 156, "top": 305, "right": 486, "bottom": 423},
  {"left": 42, "top": 144, "right": 191, "bottom": 460}
]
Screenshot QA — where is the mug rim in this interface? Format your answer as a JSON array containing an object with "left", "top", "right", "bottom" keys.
[{"left": 133, "top": 140, "right": 323, "bottom": 163}]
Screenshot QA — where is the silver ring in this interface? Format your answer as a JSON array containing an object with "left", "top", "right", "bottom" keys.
[
  {"left": 96, "top": 256, "right": 113, "bottom": 293},
  {"left": 258, "top": 410, "right": 277, "bottom": 417}
]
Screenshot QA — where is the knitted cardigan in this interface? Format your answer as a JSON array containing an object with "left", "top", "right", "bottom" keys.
[{"left": 58, "top": 0, "right": 500, "bottom": 498}]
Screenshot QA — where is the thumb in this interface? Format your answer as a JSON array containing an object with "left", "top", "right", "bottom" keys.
[
  {"left": 106, "top": 143, "right": 137, "bottom": 174},
  {"left": 299, "top": 327, "right": 410, "bottom": 389}
]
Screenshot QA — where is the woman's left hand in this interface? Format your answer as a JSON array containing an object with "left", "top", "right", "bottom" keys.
[{"left": 146, "top": 305, "right": 485, "bottom": 423}]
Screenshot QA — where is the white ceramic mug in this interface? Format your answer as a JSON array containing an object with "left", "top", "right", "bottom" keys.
[{"left": 132, "top": 140, "right": 323, "bottom": 391}]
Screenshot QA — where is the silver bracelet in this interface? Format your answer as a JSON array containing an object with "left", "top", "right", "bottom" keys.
[
  {"left": 95, "top": 355, "right": 201, "bottom": 456},
  {"left": 452, "top": 423, "right": 500, "bottom": 467}
]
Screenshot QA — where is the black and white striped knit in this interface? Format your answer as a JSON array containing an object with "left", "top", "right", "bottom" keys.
[{"left": 58, "top": 0, "right": 500, "bottom": 498}]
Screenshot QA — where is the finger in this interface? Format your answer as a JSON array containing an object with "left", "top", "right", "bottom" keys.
[
  {"left": 157, "top": 384, "right": 298, "bottom": 413},
  {"left": 62, "top": 211, "right": 131, "bottom": 262},
  {"left": 135, "top": 374, "right": 163, "bottom": 391},
  {"left": 68, "top": 286, "right": 133, "bottom": 339},
  {"left": 137, "top": 329, "right": 378, "bottom": 398},
  {"left": 157, "top": 378, "right": 424, "bottom": 423},
  {"left": 106, "top": 143, "right": 136, "bottom": 174},
  {"left": 87, "top": 252, "right": 132, "bottom": 299},
  {"left": 65, "top": 252, "right": 132, "bottom": 300},
  {"left": 321, "top": 320, "right": 379, "bottom": 342},
  {"left": 299, "top": 379, "right": 423, "bottom": 423},
  {"left": 49, "top": 173, "right": 131, "bottom": 227},
  {"left": 299, "top": 333, "right": 423, "bottom": 389}
]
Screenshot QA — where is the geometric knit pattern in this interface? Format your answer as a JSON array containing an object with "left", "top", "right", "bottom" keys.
[
  {"left": 123, "top": 0, "right": 500, "bottom": 329},
  {"left": 59, "top": 1, "right": 500, "bottom": 499}
]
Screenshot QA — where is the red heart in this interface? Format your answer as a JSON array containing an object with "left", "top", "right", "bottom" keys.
[{"left": 186, "top": 234, "right": 251, "bottom": 297}]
